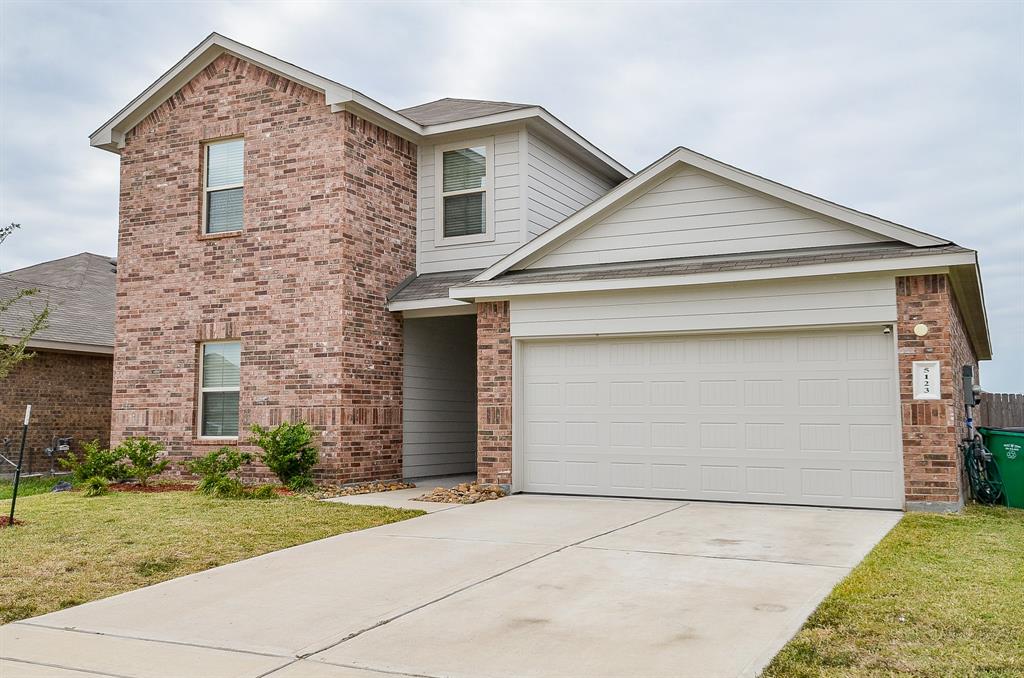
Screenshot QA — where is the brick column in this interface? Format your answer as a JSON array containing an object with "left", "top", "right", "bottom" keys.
[
  {"left": 896, "top": 274, "right": 977, "bottom": 512},
  {"left": 477, "top": 301, "right": 512, "bottom": 487}
]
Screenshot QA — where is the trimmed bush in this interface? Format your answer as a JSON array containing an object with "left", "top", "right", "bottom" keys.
[
  {"left": 186, "top": 447, "right": 253, "bottom": 497},
  {"left": 81, "top": 476, "right": 109, "bottom": 497},
  {"left": 249, "top": 422, "right": 319, "bottom": 491},
  {"left": 60, "top": 440, "right": 129, "bottom": 484},
  {"left": 117, "top": 437, "right": 170, "bottom": 487}
]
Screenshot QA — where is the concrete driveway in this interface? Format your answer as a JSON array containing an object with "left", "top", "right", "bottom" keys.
[{"left": 0, "top": 494, "right": 899, "bottom": 678}]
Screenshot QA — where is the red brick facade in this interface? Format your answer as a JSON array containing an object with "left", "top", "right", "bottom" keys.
[
  {"left": 113, "top": 54, "right": 415, "bottom": 483},
  {"left": 896, "top": 274, "right": 977, "bottom": 509},
  {"left": 0, "top": 350, "right": 112, "bottom": 473},
  {"left": 476, "top": 301, "right": 512, "bottom": 486}
]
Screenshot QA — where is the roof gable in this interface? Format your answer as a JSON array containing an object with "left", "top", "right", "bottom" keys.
[
  {"left": 475, "top": 147, "right": 949, "bottom": 280},
  {"left": 525, "top": 164, "right": 892, "bottom": 270}
]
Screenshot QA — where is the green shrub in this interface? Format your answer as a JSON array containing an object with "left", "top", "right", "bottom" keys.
[
  {"left": 249, "top": 422, "right": 319, "bottom": 491},
  {"left": 81, "top": 476, "right": 109, "bottom": 497},
  {"left": 59, "top": 440, "right": 129, "bottom": 484},
  {"left": 250, "top": 484, "right": 278, "bottom": 500},
  {"left": 186, "top": 447, "right": 252, "bottom": 496},
  {"left": 117, "top": 437, "right": 170, "bottom": 487}
]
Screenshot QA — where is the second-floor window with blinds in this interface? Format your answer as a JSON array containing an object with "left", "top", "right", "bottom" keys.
[
  {"left": 441, "top": 145, "right": 487, "bottom": 238},
  {"left": 204, "top": 138, "right": 244, "bottom": 234}
]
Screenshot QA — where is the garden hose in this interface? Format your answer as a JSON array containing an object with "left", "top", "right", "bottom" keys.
[{"left": 962, "top": 433, "right": 1005, "bottom": 505}]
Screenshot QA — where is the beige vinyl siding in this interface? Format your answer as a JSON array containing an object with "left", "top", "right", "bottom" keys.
[
  {"left": 509, "top": 273, "right": 897, "bottom": 338},
  {"left": 402, "top": 316, "right": 477, "bottom": 477},
  {"left": 527, "top": 166, "right": 891, "bottom": 270},
  {"left": 527, "top": 133, "right": 616, "bottom": 238},
  {"left": 417, "top": 131, "right": 524, "bottom": 274}
]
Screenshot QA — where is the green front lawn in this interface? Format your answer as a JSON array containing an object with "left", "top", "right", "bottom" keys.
[
  {"left": 0, "top": 474, "right": 64, "bottom": 500},
  {"left": 764, "top": 505, "right": 1024, "bottom": 677},
  {"left": 0, "top": 490, "right": 421, "bottom": 624}
]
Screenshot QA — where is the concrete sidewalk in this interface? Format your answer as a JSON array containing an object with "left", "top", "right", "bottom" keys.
[{"left": 0, "top": 495, "right": 900, "bottom": 678}]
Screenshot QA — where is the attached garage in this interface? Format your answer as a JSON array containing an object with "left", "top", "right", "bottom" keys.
[
  {"left": 437, "top": 147, "right": 992, "bottom": 512},
  {"left": 519, "top": 327, "right": 902, "bottom": 509}
]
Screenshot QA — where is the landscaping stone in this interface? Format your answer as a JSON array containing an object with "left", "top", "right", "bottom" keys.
[
  {"left": 311, "top": 481, "right": 415, "bottom": 500},
  {"left": 415, "top": 482, "right": 507, "bottom": 504},
  {"left": 52, "top": 481, "right": 72, "bottom": 492}
]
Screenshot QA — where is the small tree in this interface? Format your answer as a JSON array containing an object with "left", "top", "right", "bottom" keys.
[
  {"left": 249, "top": 422, "right": 318, "bottom": 491},
  {"left": 117, "top": 437, "right": 170, "bottom": 487},
  {"left": 1, "top": 223, "right": 50, "bottom": 380}
]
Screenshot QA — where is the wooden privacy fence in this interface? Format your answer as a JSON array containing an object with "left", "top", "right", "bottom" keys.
[{"left": 977, "top": 392, "right": 1024, "bottom": 428}]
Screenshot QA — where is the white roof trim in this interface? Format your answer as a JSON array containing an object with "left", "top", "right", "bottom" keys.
[
  {"left": 90, "top": 34, "right": 630, "bottom": 180},
  {"left": 451, "top": 250, "right": 976, "bottom": 300},
  {"left": 419, "top": 107, "right": 630, "bottom": 180},
  {"left": 473, "top": 146, "right": 950, "bottom": 281},
  {"left": 386, "top": 297, "right": 471, "bottom": 312},
  {"left": 91, "top": 32, "right": 421, "bottom": 152}
]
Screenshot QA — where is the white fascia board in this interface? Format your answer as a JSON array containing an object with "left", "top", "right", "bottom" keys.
[
  {"left": 450, "top": 251, "right": 976, "bottom": 301},
  {"left": 472, "top": 148, "right": 683, "bottom": 281},
  {"left": 420, "top": 107, "right": 631, "bottom": 181},
  {"left": 667, "top": 147, "right": 947, "bottom": 248},
  {"left": 90, "top": 33, "right": 423, "bottom": 153},
  {"left": 386, "top": 297, "right": 473, "bottom": 312},
  {"left": 473, "top": 146, "right": 951, "bottom": 281}
]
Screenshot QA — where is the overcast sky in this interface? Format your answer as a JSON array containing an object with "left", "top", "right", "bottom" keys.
[{"left": 1, "top": 1, "right": 1021, "bottom": 390}]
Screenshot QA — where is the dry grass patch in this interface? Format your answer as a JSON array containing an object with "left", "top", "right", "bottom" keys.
[
  {"left": 0, "top": 491, "right": 421, "bottom": 624},
  {"left": 763, "top": 505, "right": 1024, "bottom": 678}
]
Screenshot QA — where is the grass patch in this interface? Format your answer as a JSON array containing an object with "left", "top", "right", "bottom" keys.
[
  {"left": 0, "top": 491, "right": 421, "bottom": 624},
  {"left": 0, "top": 475, "right": 65, "bottom": 500},
  {"left": 763, "top": 505, "right": 1024, "bottom": 677}
]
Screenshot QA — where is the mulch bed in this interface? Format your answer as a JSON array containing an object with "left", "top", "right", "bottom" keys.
[
  {"left": 415, "top": 482, "right": 506, "bottom": 504},
  {"left": 0, "top": 516, "right": 25, "bottom": 528},
  {"left": 107, "top": 482, "right": 196, "bottom": 493}
]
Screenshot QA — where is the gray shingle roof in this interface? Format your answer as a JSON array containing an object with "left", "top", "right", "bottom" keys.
[
  {"left": 457, "top": 243, "right": 973, "bottom": 289},
  {"left": 399, "top": 98, "right": 534, "bottom": 126},
  {"left": 0, "top": 253, "right": 117, "bottom": 350},
  {"left": 389, "top": 269, "right": 483, "bottom": 303}
]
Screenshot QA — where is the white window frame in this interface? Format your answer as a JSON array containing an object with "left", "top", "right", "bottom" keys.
[
  {"left": 197, "top": 340, "right": 241, "bottom": 440},
  {"left": 202, "top": 138, "right": 244, "bottom": 235},
  {"left": 433, "top": 137, "right": 496, "bottom": 247}
]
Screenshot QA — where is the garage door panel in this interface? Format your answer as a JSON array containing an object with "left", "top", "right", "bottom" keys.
[{"left": 521, "top": 328, "right": 903, "bottom": 509}]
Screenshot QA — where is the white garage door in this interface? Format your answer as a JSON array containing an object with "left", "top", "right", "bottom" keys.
[{"left": 520, "top": 328, "right": 903, "bottom": 509}]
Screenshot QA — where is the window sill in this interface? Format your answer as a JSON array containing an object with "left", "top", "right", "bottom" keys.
[
  {"left": 198, "top": 230, "right": 243, "bottom": 241},
  {"left": 192, "top": 437, "right": 240, "bottom": 445},
  {"left": 434, "top": 231, "right": 494, "bottom": 247}
]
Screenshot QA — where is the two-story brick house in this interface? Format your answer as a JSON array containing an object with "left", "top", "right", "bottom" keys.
[{"left": 92, "top": 33, "right": 990, "bottom": 511}]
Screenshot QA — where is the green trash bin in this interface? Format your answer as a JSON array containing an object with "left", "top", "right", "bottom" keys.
[{"left": 978, "top": 427, "right": 1024, "bottom": 508}]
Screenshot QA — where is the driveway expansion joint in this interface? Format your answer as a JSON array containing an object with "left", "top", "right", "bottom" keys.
[
  {"left": 13, "top": 620, "right": 293, "bottom": 659},
  {"left": 0, "top": 656, "right": 132, "bottom": 678},
  {"left": 300, "top": 501, "right": 689, "bottom": 660},
  {"left": 574, "top": 544, "right": 855, "bottom": 570}
]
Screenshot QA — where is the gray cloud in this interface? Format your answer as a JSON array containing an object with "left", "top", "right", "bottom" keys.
[{"left": 1, "top": 0, "right": 1021, "bottom": 390}]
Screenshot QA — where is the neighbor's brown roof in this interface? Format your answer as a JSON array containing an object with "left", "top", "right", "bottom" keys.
[
  {"left": 399, "top": 98, "right": 534, "bottom": 126},
  {"left": 0, "top": 252, "right": 116, "bottom": 350}
]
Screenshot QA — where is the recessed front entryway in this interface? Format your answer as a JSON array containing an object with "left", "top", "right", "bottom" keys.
[
  {"left": 402, "top": 315, "right": 477, "bottom": 479},
  {"left": 1, "top": 496, "right": 900, "bottom": 678},
  {"left": 519, "top": 327, "right": 903, "bottom": 508}
]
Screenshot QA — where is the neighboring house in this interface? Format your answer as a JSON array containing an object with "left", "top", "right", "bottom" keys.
[
  {"left": 90, "top": 33, "right": 990, "bottom": 511},
  {"left": 0, "top": 253, "right": 116, "bottom": 473}
]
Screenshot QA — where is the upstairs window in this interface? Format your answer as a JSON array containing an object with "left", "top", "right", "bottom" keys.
[
  {"left": 199, "top": 341, "right": 240, "bottom": 438},
  {"left": 203, "top": 138, "right": 244, "bottom": 234},
  {"left": 436, "top": 138, "right": 494, "bottom": 244}
]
